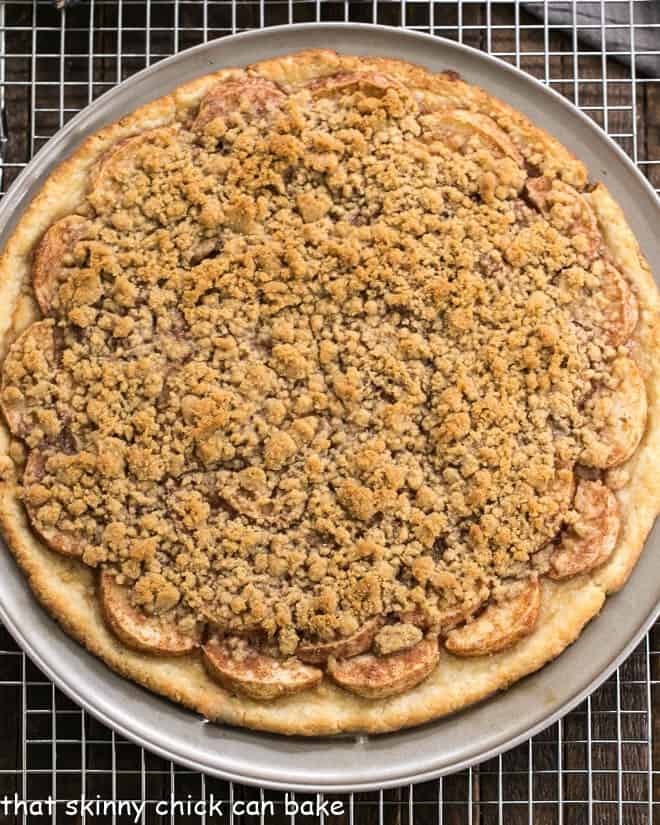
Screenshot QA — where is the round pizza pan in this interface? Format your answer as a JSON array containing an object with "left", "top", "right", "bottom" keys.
[{"left": 0, "top": 24, "right": 658, "bottom": 792}]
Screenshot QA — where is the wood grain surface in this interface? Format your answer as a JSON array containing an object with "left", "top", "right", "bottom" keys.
[{"left": 0, "top": 3, "right": 657, "bottom": 824}]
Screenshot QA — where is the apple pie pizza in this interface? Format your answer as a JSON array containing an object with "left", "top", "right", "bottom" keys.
[{"left": 0, "top": 49, "right": 658, "bottom": 734}]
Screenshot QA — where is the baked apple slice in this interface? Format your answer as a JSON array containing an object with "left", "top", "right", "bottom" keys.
[
  {"left": 437, "top": 595, "right": 491, "bottom": 635},
  {"left": 525, "top": 177, "right": 601, "bottom": 260},
  {"left": 1, "top": 321, "right": 61, "bottom": 441},
  {"left": 22, "top": 449, "right": 87, "bottom": 558},
  {"left": 535, "top": 466, "right": 577, "bottom": 548},
  {"left": 445, "top": 577, "right": 541, "bottom": 657},
  {"left": 297, "top": 618, "right": 383, "bottom": 664},
  {"left": 32, "top": 215, "right": 95, "bottom": 316},
  {"left": 423, "top": 108, "right": 523, "bottom": 166},
  {"left": 401, "top": 592, "right": 489, "bottom": 636},
  {"left": 326, "top": 636, "right": 439, "bottom": 699},
  {"left": 306, "top": 71, "right": 403, "bottom": 99},
  {"left": 598, "top": 261, "right": 639, "bottom": 347},
  {"left": 560, "top": 259, "right": 638, "bottom": 348},
  {"left": 99, "top": 570, "right": 202, "bottom": 656},
  {"left": 581, "top": 356, "right": 647, "bottom": 468},
  {"left": 89, "top": 126, "right": 182, "bottom": 212},
  {"left": 193, "top": 77, "right": 286, "bottom": 133},
  {"left": 203, "top": 635, "right": 322, "bottom": 700},
  {"left": 549, "top": 480, "right": 620, "bottom": 579},
  {"left": 397, "top": 608, "right": 427, "bottom": 628}
]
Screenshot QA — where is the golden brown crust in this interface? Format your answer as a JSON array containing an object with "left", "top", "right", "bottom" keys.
[{"left": 0, "top": 50, "right": 656, "bottom": 736}]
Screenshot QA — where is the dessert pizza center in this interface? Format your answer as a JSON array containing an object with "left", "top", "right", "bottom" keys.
[{"left": 4, "top": 73, "right": 630, "bottom": 654}]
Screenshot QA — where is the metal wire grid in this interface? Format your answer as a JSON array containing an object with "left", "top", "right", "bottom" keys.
[{"left": 0, "top": 1, "right": 658, "bottom": 823}]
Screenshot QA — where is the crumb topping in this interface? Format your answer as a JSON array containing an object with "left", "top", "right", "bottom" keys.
[
  {"left": 374, "top": 622, "right": 423, "bottom": 656},
  {"left": 3, "top": 71, "right": 628, "bottom": 654}
]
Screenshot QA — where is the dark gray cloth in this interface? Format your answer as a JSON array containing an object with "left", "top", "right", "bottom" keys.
[{"left": 525, "top": 2, "right": 659, "bottom": 76}]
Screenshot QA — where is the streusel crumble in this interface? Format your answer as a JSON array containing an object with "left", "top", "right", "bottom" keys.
[{"left": 3, "top": 71, "right": 631, "bottom": 654}]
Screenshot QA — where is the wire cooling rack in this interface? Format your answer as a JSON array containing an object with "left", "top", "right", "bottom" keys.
[{"left": 0, "top": 2, "right": 658, "bottom": 823}]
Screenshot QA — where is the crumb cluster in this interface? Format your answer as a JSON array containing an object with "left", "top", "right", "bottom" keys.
[{"left": 3, "top": 72, "right": 622, "bottom": 653}]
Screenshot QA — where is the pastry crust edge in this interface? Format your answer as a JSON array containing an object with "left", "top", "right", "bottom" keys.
[{"left": 0, "top": 49, "right": 655, "bottom": 736}]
